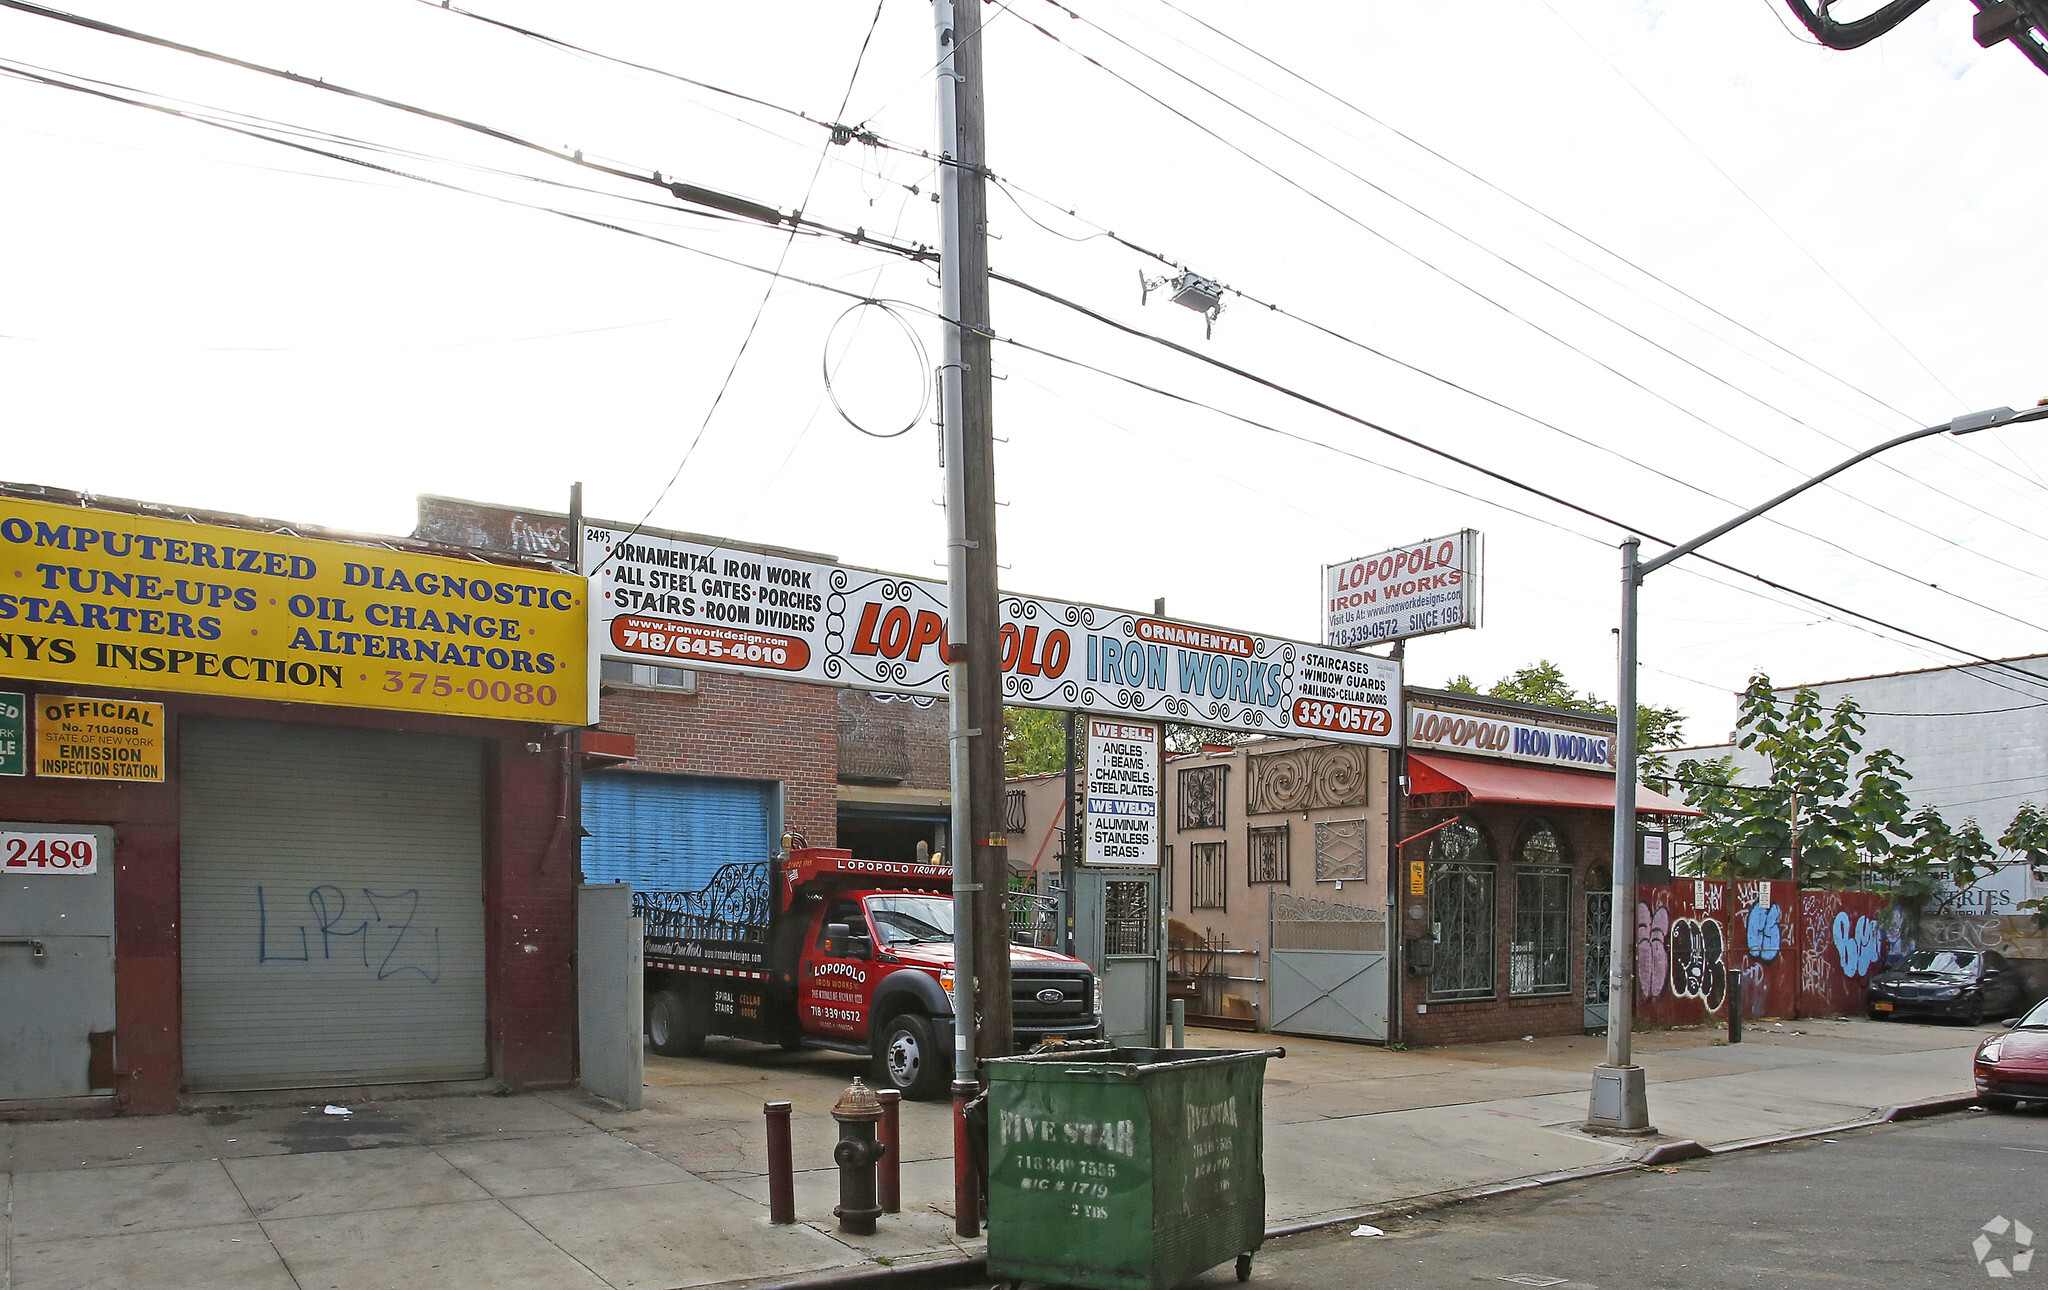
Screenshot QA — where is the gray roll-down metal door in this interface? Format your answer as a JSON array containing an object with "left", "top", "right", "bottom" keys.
[{"left": 180, "top": 718, "right": 486, "bottom": 1090}]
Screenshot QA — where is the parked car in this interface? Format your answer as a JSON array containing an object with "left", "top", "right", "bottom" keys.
[
  {"left": 1975, "top": 998, "right": 2048, "bottom": 1111},
  {"left": 1865, "top": 949, "right": 2025, "bottom": 1024}
]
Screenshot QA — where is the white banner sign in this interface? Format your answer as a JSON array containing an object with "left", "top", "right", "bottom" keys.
[
  {"left": 1324, "top": 530, "right": 1481, "bottom": 648},
  {"left": 1085, "top": 719, "right": 1159, "bottom": 867},
  {"left": 1408, "top": 702, "right": 1615, "bottom": 773},
  {"left": 586, "top": 525, "right": 1401, "bottom": 745}
]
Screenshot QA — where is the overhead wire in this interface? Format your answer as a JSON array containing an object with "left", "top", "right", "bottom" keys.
[
  {"left": 588, "top": 0, "right": 892, "bottom": 573},
  {"left": 983, "top": 179, "right": 2048, "bottom": 638},
  {"left": 1132, "top": 0, "right": 2048, "bottom": 513},
  {"left": 1001, "top": 0, "right": 2048, "bottom": 586},
  {"left": 12, "top": 24, "right": 2048, "bottom": 710}
]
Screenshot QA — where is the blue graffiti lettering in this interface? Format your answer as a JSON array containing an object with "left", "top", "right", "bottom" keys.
[{"left": 254, "top": 884, "right": 442, "bottom": 982}]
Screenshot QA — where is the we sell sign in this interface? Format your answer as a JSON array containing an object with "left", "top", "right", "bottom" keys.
[{"left": 1085, "top": 719, "right": 1158, "bottom": 867}]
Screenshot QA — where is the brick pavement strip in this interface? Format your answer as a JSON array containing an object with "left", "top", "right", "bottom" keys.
[{"left": 0, "top": 1016, "right": 1988, "bottom": 1289}]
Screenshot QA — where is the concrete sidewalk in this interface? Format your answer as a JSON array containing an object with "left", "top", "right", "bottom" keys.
[{"left": 0, "top": 1016, "right": 1989, "bottom": 1290}]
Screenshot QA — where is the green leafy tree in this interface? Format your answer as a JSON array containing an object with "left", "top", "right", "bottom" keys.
[
  {"left": 1670, "top": 673, "right": 1916, "bottom": 887},
  {"left": 1003, "top": 707, "right": 1073, "bottom": 776},
  {"left": 1998, "top": 804, "right": 2048, "bottom": 929}
]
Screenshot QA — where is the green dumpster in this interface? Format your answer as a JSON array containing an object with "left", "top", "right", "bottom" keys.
[{"left": 984, "top": 1044, "right": 1283, "bottom": 1290}]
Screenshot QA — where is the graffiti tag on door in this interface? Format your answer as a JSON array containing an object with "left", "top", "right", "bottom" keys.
[{"left": 255, "top": 885, "right": 444, "bottom": 982}]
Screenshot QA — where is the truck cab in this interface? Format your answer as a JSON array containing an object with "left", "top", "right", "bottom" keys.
[{"left": 642, "top": 847, "right": 1100, "bottom": 1100}]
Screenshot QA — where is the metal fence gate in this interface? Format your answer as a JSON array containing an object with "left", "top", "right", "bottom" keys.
[
  {"left": 1584, "top": 890, "right": 1612, "bottom": 1033},
  {"left": 1267, "top": 891, "right": 1388, "bottom": 1042},
  {"left": 1073, "top": 868, "right": 1162, "bottom": 1047}
]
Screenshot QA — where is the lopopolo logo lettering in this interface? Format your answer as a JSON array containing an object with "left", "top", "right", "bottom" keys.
[{"left": 815, "top": 962, "right": 867, "bottom": 983}]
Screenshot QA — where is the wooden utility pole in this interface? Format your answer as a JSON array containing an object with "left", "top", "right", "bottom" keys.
[{"left": 933, "top": 0, "right": 1011, "bottom": 1068}]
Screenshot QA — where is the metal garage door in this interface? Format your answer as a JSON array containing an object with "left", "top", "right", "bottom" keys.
[
  {"left": 180, "top": 719, "right": 486, "bottom": 1090},
  {"left": 581, "top": 771, "right": 778, "bottom": 894},
  {"left": 1267, "top": 891, "right": 1388, "bottom": 1042}
]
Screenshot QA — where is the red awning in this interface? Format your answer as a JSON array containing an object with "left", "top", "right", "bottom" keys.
[{"left": 1407, "top": 752, "right": 1699, "bottom": 816}]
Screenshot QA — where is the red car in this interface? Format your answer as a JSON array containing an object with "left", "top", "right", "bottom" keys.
[{"left": 1975, "top": 997, "right": 2048, "bottom": 1111}]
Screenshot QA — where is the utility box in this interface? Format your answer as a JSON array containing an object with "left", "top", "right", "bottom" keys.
[{"left": 984, "top": 1044, "right": 1282, "bottom": 1290}]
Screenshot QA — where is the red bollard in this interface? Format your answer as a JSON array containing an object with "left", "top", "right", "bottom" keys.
[
  {"left": 765, "top": 1100, "right": 796, "bottom": 1225},
  {"left": 877, "top": 1088, "right": 902, "bottom": 1214},
  {"left": 952, "top": 1079, "right": 980, "bottom": 1238}
]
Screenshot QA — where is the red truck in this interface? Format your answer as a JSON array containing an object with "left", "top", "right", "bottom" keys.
[{"left": 629, "top": 846, "right": 1100, "bottom": 1100}]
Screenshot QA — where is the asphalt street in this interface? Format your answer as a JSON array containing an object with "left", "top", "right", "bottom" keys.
[{"left": 1182, "top": 1108, "right": 2048, "bottom": 1289}]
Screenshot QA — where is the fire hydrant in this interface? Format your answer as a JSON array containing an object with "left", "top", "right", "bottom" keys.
[{"left": 831, "top": 1077, "right": 887, "bottom": 1235}]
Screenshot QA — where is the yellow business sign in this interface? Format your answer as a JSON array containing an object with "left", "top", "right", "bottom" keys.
[
  {"left": 0, "top": 496, "right": 588, "bottom": 724},
  {"left": 37, "top": 695, "right": 165, "bottom": 781}
]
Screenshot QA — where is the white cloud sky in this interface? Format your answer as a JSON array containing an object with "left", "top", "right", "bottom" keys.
[{"left": 3, "top": 0, "right": 2044, "bottom": 745}]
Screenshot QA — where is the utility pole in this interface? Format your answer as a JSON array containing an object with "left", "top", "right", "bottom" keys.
[{"left": 935, "top": 0, "right": 1009, "bottom": 1235}]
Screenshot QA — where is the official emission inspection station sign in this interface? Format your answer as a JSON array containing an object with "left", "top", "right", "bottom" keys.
[
  {"left": 0, "top": 496, "right": 589, "bottom": 725},
  {"left": 1085, "top": 718, "right": 1159, "bottom": 867},
  {"left": 35, "top": 695, "right": 164, "bottom": 781}
]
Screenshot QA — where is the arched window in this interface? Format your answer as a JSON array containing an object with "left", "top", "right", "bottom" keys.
[
  {"left": 1427, "top": 816, "right": 1495, "bottom": 1001},
  {"left": 1511, "top": 820, "right": 1571, "bottom": 997}
]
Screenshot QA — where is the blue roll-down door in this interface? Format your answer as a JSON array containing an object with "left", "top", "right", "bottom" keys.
[{"left": 581, "top": 771, "right": 777, "bottom": 899}]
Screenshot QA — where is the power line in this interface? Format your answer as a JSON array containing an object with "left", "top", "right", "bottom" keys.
[
  {"left": 983, "top": 268, "right": 2048, "bottom": 696},
  {"left": 997, "top": 0, "right": 2048, "bottom": 588},
  {"left": 1131, "top": 0, "right": 2048, "bottom": 517},
  {"left": 1531, "top": 0, "right": 1970, "bottom": 414},
  {"left": 983, "top": 184, "right": 2048, "bottom": 638},
  {"left": 589, "top": 0, "right": 892, "bottom": 574},
  {"left": 20, "top": 37, "right": 2048, "bottom": 712}
]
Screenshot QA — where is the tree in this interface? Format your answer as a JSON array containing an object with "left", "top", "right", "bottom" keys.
[
  {"left": 1668, "top": 673, "right": 1916, "bottom": 887},
  {"left": 1443, "top": 659, "right": 1686, "bottom": 776},
  {"left": 1002, "top": 707, "right": 1072, "bottom": 777}
]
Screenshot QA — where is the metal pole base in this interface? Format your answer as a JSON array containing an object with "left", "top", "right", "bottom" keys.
[{"left": 1585, "top": 1064, "right": 1654, "bottom": 1135}]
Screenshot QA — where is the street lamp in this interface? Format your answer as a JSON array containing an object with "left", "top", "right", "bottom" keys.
[{"left": 1587, "top": 400, "right": 2048, "bottom": 1133}]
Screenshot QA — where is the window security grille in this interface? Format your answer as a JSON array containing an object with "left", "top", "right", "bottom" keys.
[
  {"left": 1247, "top": 823, "right": 1290, "bottom": 884},
  {"left": 1190, "top": 841, "right": 1227, "bottom": 910}
]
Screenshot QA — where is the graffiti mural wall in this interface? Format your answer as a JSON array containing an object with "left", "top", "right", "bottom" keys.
[
  {"left": 1794, "top": 890, "right": 1897, "bottom": 1018},
  {"left": 1635, "top": 880, "right": 1818, "bottom": 1025}
]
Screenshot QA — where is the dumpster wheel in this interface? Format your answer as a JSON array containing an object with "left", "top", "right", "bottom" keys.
[{"left": 1236, "top": 1252, "right": 1253, "bottom": 1281}]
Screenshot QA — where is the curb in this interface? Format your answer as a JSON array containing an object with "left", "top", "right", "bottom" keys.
[
  {"left": 740, "top": 1092, "right": 1980, "bottom": 1287},
  {"left": 725, "top": 1253, "right": 988, "bottom": 1290}
]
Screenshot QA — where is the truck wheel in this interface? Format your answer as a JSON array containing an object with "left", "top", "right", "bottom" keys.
[
  {"left": 648, "top": 987, "right": 705, "bottom": 1057},
  {"left": 875, "top": 1013, "right": 945, "bottom": 1101}
]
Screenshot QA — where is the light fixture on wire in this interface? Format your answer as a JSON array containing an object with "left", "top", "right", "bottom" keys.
[{"left": 1140, "top": 270, "right": 1227, "bottom": 339}]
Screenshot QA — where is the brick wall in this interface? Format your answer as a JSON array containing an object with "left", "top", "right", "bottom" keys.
[
  {"left": 1399, "top": 805, "right": 1611, "bottom": 1047},
  {"left": 0, "top": 680, "right": 574, "bottom": 1112},
  {"left": 597, "top": 671, "right": 838, "bottom": 847}
]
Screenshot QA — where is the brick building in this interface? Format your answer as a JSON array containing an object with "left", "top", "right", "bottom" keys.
[{"left": 3, "top": 484, "right": 585, "bottom": 1116}]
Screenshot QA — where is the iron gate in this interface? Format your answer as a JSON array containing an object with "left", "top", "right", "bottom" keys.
[
  {"left": 1267, "top": 891, "right": 1388, "bottom": 1042},
  {"left": 1584, "top": 890, "right": 1612, "bottom": 1033}
]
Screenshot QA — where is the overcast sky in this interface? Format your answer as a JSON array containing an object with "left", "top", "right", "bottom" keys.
[{"left": 4, "top": 0, "right": 2045, "bottom": 748}]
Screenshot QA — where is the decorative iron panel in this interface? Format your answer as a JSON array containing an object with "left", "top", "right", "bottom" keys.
[
  {"left": 1313, "top": 818, "right": 1368, "bottom": 882},
  {"left": 1005, "top": 788, "right": 1027, "bottom": 834},
  {"left": 836, "top": 690, "right": 910, "bottom": 783},
  {"left": 1510, "top": 867, "right": 1571, "bottom": 996},
  {"left": 1189, "top": 841, "right": 1227, "bottom": 910},
  {"left": 1271, "top": 891, "right": 1386, "bottom": 951},
  {"left": 1247, "top": 823, "right": 1290, "bottom": 884},
  {"left": 1105, "top": 880, "right": 1153, "bottom": 955},
  {"left": 1162, "top": 844, "right": 1174, "bottom": 912},
  {"left": 1178, "top": 764, "right": 1227, "bottom": 830},
  {"left": 1246, "top": 744, "right": 1371, "bottom": 814},
  {"left": 1585, "top": 891, "right": 1613, "bottom": 1005},
  {"left": 1427, "top": 817, "right": 1495, "bottom": 1001}
]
